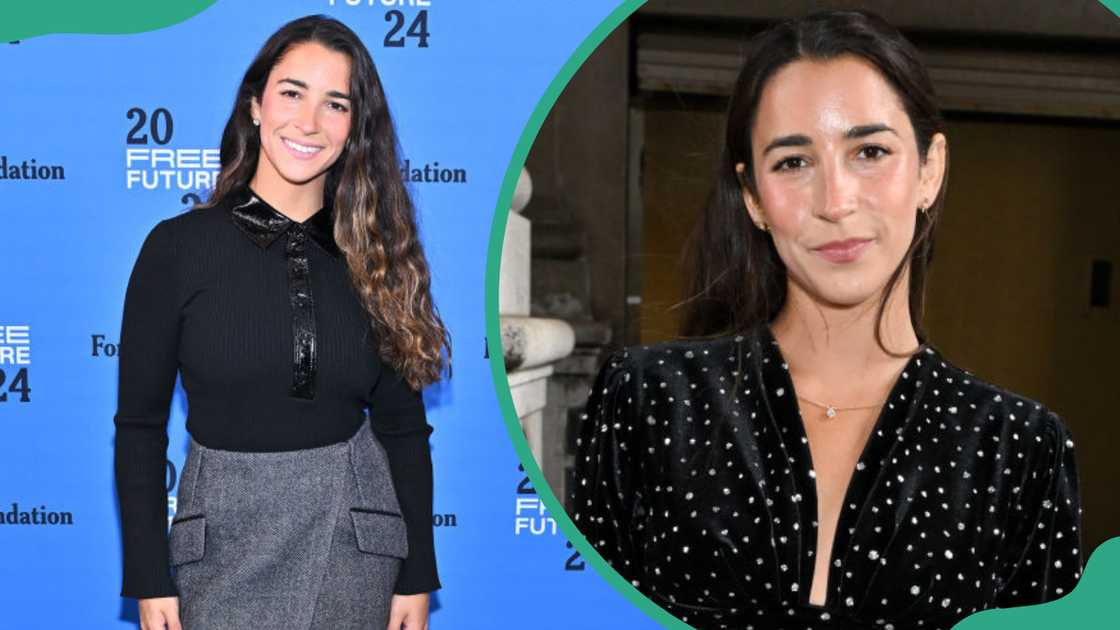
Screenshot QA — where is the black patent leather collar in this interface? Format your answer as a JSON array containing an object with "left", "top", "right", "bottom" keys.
[
  {"left": 228, "top": 185, "right": 340, "bottom": 258},
  {"left": 225, "top": 184, "right": 337, "bottom": 400}
]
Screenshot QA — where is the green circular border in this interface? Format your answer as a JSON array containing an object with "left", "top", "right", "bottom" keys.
[
  {"left": 484, "top": 2, "right": 1120, "bottom": 628},
  {"left": 483, "top": 1, "right": 694, "bottom": 628}
]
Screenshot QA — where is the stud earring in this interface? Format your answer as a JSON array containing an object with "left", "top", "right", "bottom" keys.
[{"left": 252, "top": 118, "right": 260, "bottom": 126}]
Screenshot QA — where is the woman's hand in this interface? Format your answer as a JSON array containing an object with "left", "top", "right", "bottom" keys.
[
  {"left": 138, "top": 596, "right": 181, "bottom": 630},
  {"left": 386, "top": 592, "right": 430, "bottom": 630}
]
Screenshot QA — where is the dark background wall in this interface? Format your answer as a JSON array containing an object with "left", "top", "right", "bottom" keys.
[{"left": 522, "top": 0, "right": 1120, "bottom": 555}]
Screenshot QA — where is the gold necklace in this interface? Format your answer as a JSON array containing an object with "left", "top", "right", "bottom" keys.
[{"left": 796, "top": 394, "right": 885, "bottom": 419}]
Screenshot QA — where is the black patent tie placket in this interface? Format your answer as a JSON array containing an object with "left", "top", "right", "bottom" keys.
[
  {"left": 286, "top": 225, "right": 318, "bottom": 400},
  {"left": 228, "top": 187, "right": 339, "bottom": 402}
]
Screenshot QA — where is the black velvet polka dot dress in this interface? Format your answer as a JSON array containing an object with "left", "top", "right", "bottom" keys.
[{"left": 571, "top": 325, "right": 1082, "bottom": 629}]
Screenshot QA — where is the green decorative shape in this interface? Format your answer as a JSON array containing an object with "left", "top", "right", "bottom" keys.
[
  {"left": 484, "top": 1, "right": 694, "bottom": 628},
  {"left": 955, "top": 537, "right": 1119, "bottom": 628},
  {"left": 486, "top": 2, "right": 1120, "bottom": 630},
  {"left": 1, "top": 1, "right": 217, "bottom": 41}
]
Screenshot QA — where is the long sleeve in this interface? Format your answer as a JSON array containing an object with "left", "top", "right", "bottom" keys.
[
  {"left": 368, "top": 360, "right": 440, "bottom": 594},
  {"left": 994, "top": 411, "right": 1083, "bottom": 607},
  {"left": 114, "top": 219, "right": 181, "bottom": 598},
  {"left": 570, "top": 351, "right": 645, "bottom": 588}
]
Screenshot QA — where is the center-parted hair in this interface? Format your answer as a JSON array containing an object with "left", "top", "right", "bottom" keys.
[
  {"left": 202, "top": 14, "right": 450, "bottom": 390},
  {"left": 679, "top": 9, "right": 950, "bottom": 355}
]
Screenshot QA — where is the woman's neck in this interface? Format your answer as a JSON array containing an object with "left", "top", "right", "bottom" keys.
[
  {"left": 769, "top": 274, "right": 920, "bottom": 405},
  {"left": 248, "top": 168, "right": 325, "bottom": 224}
]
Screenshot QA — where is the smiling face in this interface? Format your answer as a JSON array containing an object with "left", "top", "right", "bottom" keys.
[
  {"left": 739, "top": 54, "right": 946, "bottom": 310},
  {"left": 250, "top": 41, "right": 353, "bottom": 191}
]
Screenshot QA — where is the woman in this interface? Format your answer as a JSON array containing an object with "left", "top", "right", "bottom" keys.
[
  {"left": 572, "top": 10, "right": 1081, "bottom": 630},
  {"left": 114, "top": 15, "right": 448, "bottom": 630}
]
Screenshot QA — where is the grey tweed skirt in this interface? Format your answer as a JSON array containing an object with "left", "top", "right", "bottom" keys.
[{"left": 168, "top": 420, "right": 407, "bottom": 629}]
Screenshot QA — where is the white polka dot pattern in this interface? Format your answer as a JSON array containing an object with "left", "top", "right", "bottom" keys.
[{"left": 570, "top": 326, "right": 1082, "bottom": 629}]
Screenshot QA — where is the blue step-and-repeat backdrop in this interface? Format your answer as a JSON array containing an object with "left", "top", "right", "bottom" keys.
[{"left": 0, "top": 1, "right": 657, "bottom": 627}]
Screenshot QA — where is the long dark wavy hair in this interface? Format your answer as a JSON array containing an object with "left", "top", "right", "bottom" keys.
[
  {"left": 679, "top": 9, "right": 949, "bottom": 355},
  {"left": 198, "top": 14, "right": 449, "bottom": 389}
]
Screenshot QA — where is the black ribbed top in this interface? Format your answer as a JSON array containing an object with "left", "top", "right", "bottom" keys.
[{"left": 113, "top": 186, "right": 439, "bottom": 598}]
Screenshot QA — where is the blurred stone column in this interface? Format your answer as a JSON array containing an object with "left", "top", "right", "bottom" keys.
[{"left": 500, "top": 167, "right": 575, "bottom": 476}]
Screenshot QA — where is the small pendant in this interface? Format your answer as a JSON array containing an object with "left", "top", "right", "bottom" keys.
[{"left": 825, "top": 406, "right": 837, "bottom": 418}]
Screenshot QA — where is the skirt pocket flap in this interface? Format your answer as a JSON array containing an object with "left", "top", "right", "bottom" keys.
[
  {"left": 349, "top": 508, "right": 409, "bottom": 559},
  {"left": 168, "top": 514, "right": 206, "bottom": 567}
]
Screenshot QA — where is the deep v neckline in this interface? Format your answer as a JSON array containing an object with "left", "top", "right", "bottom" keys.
[{"left": 751, "top": 324, "right": 934, "bottom": 611}]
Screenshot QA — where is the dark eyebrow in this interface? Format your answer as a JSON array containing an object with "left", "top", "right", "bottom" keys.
[
  {"left": 761, "top": 123, "right": 898, "bottom": 157},
  {"left": 761, "top": 134, "right": 811, "bottom": 157},
  {"left": 845, "top": 123, "right": 897, "bottom": 140},
  {"left": 278, "top": 77, "right": 351, "bottom": 101}
]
